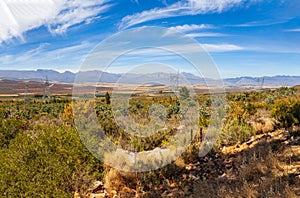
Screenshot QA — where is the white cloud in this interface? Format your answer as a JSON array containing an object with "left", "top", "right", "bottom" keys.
[
  {"left": 131, "top": 0, "right": 140, "bottom": 4},
  {"left": 202, "top": 43, "right": 243, "bottom": 52},
  {"left": 0, "top": 43, "right": 48, "bottom": 64},
  {"left": 15, "top": 43, "right": 49, "bottom": 62},
  {"left": 0, "top": 41, "right": 93, "bottom": 67},
  {"left": 187, "top": 32, "right": 227, "bottom": 37},
  {"left": 45, "top": 41, "right": 92, "bottom": 58},
  {"left": 166, "top": 24, "right": 228, "bottom": 38},
  {"left": 230, "top": 19, "right": 290, "bottom": 27},
  {"left": 169, "top": 24, "right": 214, "bottom": 32},
  {"left": 89, "top": 43, "right": 243, "bottom": 61},
  {"left": 159, "top": 43, "right": 243, "bottom": 53},
  {"left": 119, "top": 0, "right": 250, "bottom": 29},
  {"left": 285, "top": 28, "right": 300, "bottom": 32},
  {"left": 0, "top": 0, "right": 111, "bottom": 43},
  {"left": 0, "top": 55, "right": 13, "bottom": 64},
  {"left": 47, "top": 0, "right": 111, "bottom": 34}
]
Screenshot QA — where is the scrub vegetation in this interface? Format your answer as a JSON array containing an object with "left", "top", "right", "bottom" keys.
[{"left": 0, "top": 87, "right": 299, "bottom": 197}]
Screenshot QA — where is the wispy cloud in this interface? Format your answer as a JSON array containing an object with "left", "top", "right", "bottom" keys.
[
  {"left": 167, "top": 24, "right": 228, "bottom": 38},
  {"left": 202, "top": 44, "right": 243, "bottom": 52},
  {"left": 15, "top": 43, "right": 49, "bottom": 62},
  {"left": 231, "top": 19, "right": 291, "bottom": 27},
  {"left": 130, "top": 0, "right": 140, "bottom": 4},
  {"left": 0, "top": 0, "right": 112, "bottom": 43},
  {"left": 118, "top": 0, "right": 259, "bottom": 30},
  {"left": 285, "top": 28, "right": 300, "bottom": 32},
  {"left": 48, "top": 0, "right": 112, "bottom": 34},
  {"left": 0, "top": 41, "right": 93, "bottom": 69},
  {"left": 187, "top": 32, "right": 228, "bottom": 37},
  {"left": 169, "top": 24, "right": 214, "bottom": 32},
  {"left": 88, "top": 43, "right": 244, "bottom": 63},
  {"left": 0, "top": 43, "right": 48, "bottom": 63}
]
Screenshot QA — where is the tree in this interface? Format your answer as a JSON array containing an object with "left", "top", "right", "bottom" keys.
[
  {"left": 104, "top": 92, "right": 111, "bottom": 105},
  {"left": 179, "top": 86, "right": 190, "bottom": 100}
]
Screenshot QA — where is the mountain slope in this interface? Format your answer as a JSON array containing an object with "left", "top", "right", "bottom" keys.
[{"left": 0, "top": 69, "right": 300, "bottom": 87}]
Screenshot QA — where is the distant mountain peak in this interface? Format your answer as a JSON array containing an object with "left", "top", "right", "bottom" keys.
[{"left": 0, "top": 69, "right": 299, "bottom": 86}]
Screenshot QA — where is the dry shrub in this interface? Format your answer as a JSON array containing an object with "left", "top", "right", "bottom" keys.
[
  {"left": 262, "top": 118, "right": 276, "bottom": 133},
  {"left": 252, "top": 122, "right": 264, "bottom": 133},
  {"left": 182, "top": 142, "right": 201, "bottom": 164},
  {"left": 104, "top": 168, "right": 137, "bottom": 196},
  {"left": 252, "top": 117, "right": 276, "bottom": 133},
  {"left": 174, "top": 157, "right": 186, "bottom": 168},
  {"left": 104, "top": 168, "right": 124, "bottom": 194}
]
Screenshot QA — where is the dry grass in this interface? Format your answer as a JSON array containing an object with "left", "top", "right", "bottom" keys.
[
  {"left": 101, "top": 129, "right": 300, "bottom": 198},
  {"left": 193, "top": 130, "right": 299, "bottom": 198},
  {"left": 104, "top": 168, "right": 139, "bottom": 197},
  {"left": 251, "top": 117, "right": 276, "bottom": 134}
]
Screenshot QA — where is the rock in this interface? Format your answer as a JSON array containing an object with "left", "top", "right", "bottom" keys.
[
  {"left": 219, "top": 173, "right": 227, "bottom": 178},
  {"left": 185, "top": 165, "right": 192, "bottom": 170},
  {"left": 88, "top": 181, "right": 104, "bottom": 192},
  {"left": 74, "top": 192, "right": 81, "bottom": 198},
  {"left": 88, "top": 193, "right": 106, "bottom": 198},
  {"left": 111, "top": 190, "right": 117, "bottom": 195},
  {"left": 222, "top": 146, "right": 226, "bottom": 151}
]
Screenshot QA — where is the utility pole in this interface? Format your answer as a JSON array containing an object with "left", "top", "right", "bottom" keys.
[
  {"left": 257, "top": 77, "right": 265, "bottom": 89},
  {"left": 261, "top": 77, "right": 265, "bottom": 89},
  {"left": 43, "top": 76, "right": 54, "bottom": 102},
  {"left": 170, "top": 70, "right": 179, "bottom": 91}
]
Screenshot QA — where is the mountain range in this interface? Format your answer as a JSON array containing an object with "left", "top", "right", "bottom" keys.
[{"left": 0, "top": 69, "right": 300, "bottom": 87}]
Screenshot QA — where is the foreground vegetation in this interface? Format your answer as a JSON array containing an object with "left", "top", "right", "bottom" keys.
[{"left": 0, "top": 87, "right": 299, "bottom": 197}]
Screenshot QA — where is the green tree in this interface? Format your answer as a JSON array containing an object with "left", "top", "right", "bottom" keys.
[{"left": 104, "top": 92, "right": 111, "bottom": 105}]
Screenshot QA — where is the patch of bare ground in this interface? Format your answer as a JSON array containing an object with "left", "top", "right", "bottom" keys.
[
  {"left": 102, "top": 128, "right": 300, "bottom": 198},
  {"left": 192, "top": 128, "right": 300, "bottom": 198}
]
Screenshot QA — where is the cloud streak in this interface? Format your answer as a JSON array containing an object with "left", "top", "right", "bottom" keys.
[
  {"left": 202, "top": 43, "right": 243, "bottom": 52},
  {"left": 169, "top": 24, "right": 214, "bottom": 32},
  {"left": 0, "top": 0, "right": 111, "bottom": 43},
  {"left": 230, "top": 19, "right": 291, "bottom": 27},
  {"left": 0, "top": 41, "right": 94, "bottom": 70},
  {"left": 187, "top": 32, "right": 228, "bottom": 37},
  {"left": 285, "top": 28, "right": 300, "bottom": 32},
  {"left": 118, "top": 0, "right": 256, "bottom": 30}
]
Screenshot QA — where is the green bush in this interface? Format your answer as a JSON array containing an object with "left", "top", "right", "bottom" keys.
[
  {"left": 271, "top": 98, "right": 300, "bottom": 128},
  {"left": 0, "top": 123, "right": 103, "bottom": 197}
]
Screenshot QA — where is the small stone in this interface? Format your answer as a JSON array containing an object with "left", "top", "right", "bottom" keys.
[
  {"left": 183, "top": 186, "right": 190, "bottom": 193},
  {"left": 185, "top": 165, "right": 192, "bottom": 170}
]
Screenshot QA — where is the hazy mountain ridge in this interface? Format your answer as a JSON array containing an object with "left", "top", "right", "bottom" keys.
[{"left": 0, "top": 69, "right": 300, "bottom": 87}]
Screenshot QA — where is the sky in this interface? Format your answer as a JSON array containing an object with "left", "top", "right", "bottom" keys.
[{"left": 0, "top": 0, "right": 299, "bottom": 78}]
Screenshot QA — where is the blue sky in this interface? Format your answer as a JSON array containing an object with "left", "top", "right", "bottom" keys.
[{"left": 0, "top": 0, "right": 299, "bottom": 78}]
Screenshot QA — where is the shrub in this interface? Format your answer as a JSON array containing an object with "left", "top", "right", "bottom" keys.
[
  {"left": 0, "top": 124, "right": 103, "bottom": 197},
  {"left": 271, "top": 98, "right": 300, "bottom": 128}
]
